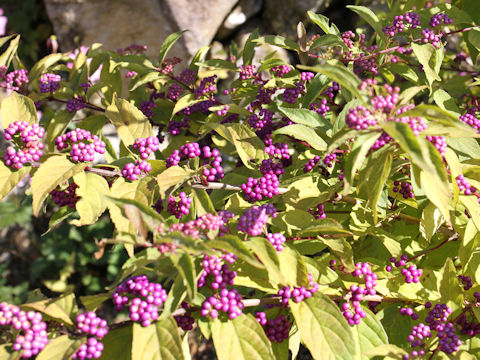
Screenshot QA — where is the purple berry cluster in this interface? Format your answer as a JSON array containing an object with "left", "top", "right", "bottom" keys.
[
  {"left": 430, "top": 13, "right": 453, "bottom": 28},
  {"left": 386, "top": 255, "right": 422, "bottom": 283},
  {"left": 323, "top": 82, "right": 340, "bottom": 98},
  {"left": 194, "top": 75, "right": 217, "bottom": 98},
  {"left": 167, "top": 118, "right": 190, "bottom": 135},
  {"left": 341, "top": 262, "right": 378, "bottom": 326},
  {"left": 39, "top": 73, "right": 61, "bottom": 93},
  {"left": 248, "top": 109, "right": 274, "bottom": 130},
  {"left": 346, "top": 105, "right": 377, "bottom": 130},
  {"left": 51, "top": 182, "right": 79, "bottom": 209},
  {"left": 323, "top": 153, "right": 336, "bottom": 167},
  {"left": 264, "top": 143, "right": 290, "bottom": 159},
  {"left": 266, "top": 232, "right": 286, "bottom": 252},
  {"left": 201, "top": 146, "right": 224, "bottom": 182},
  {"left": 300, "top": 72, "right": 314, "bottom": 82},
  {"left": 237, "top": 204, "right": 277, "bottom": 236},
  {"left": 0, "top": 68, "right": 29, "bottom": 91},
  {"left": 400, "top": 307, "right": 419, "bottom": 320},
  {"left": 458, "top": 275, "right": 473, "bottom": 290},
  {"left": 303, "top": 156, "right": 320, "bottom": 173},
  {"left": 342, "top": 31, "right": 355, "bottom": 48},
  {"left": 167, "top": 192, "right": 192, "bottom": 219},
  {"left": 76, "top": 311, "right": 109, "bottom": 338},
  {"left": 55, "top": 128, "right": 106, "bottom": 162},
  {"left": 0, "top": 302, "right": 49, "bottom": 358},
  {"left": 309, "top": 99, "right": 330, "bottom": 117},
  {"left": 404, "top": 323, "right": 430, "bottom": 359},
  {"left": 239, "top": 65, "right": 256, "bottom": 80},
  {"left": 121, "top": 160, "right": 152, "bottom": 181},
  {"left": 140, "top": 100, "right": 156, "bottom": 120},
  {"left": 423, "top": 304, "right": 461, "bottom": 354},
  {"left": 282, "top": 82, "right": 304, "bottom": 104},
  {"left": 174, "top": 303, "right": 194, "bottom": 331},
  {"left": 255, "top": 312, "right": 291, "bottom": 343},
  {"left": 459, "top": 112, "right": 480, "bottom": 132},
  {"left": 456, "top": 174, "right": 476, "bottom": 195},
  {"left": 201, "top": 288, "right": 244, "bottom": 320},
  {"left": 3, "top": 121, "right": 45, "bottom": 169},
  {"left": 421, "top": 28, "right": 441, "bottom": 48},
  {"left": 66, "top": 96, "right": 87, "bottom": 113},
  {"left": 241, "top": 174, "right": 280, "bottom": 202},
  {"left": 309, "top": 203, "right": 326, "bottom": 219},
  {"left": 278, "top": 274, "right": 319, "bottom": 305},
  {"left": 132, "top": 136, "right": 159, "bottom": 159},
  {"left": 112, "top": 275, "right": 168, "bottom": 327},
  {"left": 167, "top": 83, "right": 184, "bottom": 100},
  {"left": 169, "top": 213, "right": 224, "bottom": 238},
  {"left": 383, "top": 12, "right": 420, "bottom": 37},
  {"left": 456, "top": 312, "right": 480, "bottom": 337},
  {"left": 260, "top": 159, "right": 284, "bottom": 176},
  {"left": 72, "top": 338, "right": 104, "bottom": 360},
  {"left": 393, "top": 181, "right": 414, "bottom": 199},
  {"left": 160, "top": 57, "right": 182, "bottom": 74}
]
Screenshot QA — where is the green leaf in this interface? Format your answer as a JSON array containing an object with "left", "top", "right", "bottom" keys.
[
  {"left": 211, "top": 314, "right": 275, "bottom": 360},
  {"left": 357, "top": 150, "right": 392, "bottom": 223},
  {"left": 343, "top": 132, "right": 381, "bottom": 194},
  {"left": 99, "top": 325, "right": 132, "bottom": 360},
  {"left": 105, "top": 96, "right": 153, "bottom": 147},
  {"left": 22, "top": 293, "right": 77, "bottom": 326},
  {"left": 192, "top": 188, "right": 216, "bottom": 216},
  {"left": 0, "top": 161, "right": 30, "bottom": 201},
  {"left": 46, "top": 110, "right": 75, "bottom": 151},
  {"left": 273, "top": 124, "right": 327, "bottom": 151},
  {"left": 467, "top": 28, "right": 480, "bottom": 63},
  {"left": 432, "top": 89, "right": 461, "bottom": 116},
  {"left": 189, "top": 45, "right": 210, "bottom": 75},
  {"left": 257, "top": 58, "right": 288, "bottom": 73},
  {"left": 302, "top": 74, "right": 330, "bottom": 108},
  {"left": 80, "top": 293, "right": 111, "bottom": 311},
  {"left": 318, "top": 237, "right": 355, "bottom": 271},
  {"left": 389, "top": 63, "right": 419, "bottom": 83},
  {"left": 346, "top": 6, "right": 386, "bottom": 43},
  {"left": 29, "top": 53, "right": 64, "bottom": 82},
  {"left": 309, "top": 34, "right": 347, "bottom": 51},
  {"left": 307, "top": 12, "right": 340, "bottom": 35},
  {"left": 156, "top": 166, "right": 194, "bottom": 198},
  {"left": 131, "top": 318, "right": 184, "bottom": 360},
  {"left": 159, "top": 30, "right": 187, "bottom": 65},
  {"left": 36, "top": 335, "right": 83, "bottom": 360},
  {"left": 71, "top": 172, "right": 110, "bottom": 226},
  {"left": 297, "top": 64, "right": 366, "bottom": 106},
  {"left": 438, "top": 258, "right": 462, "bottom": 310},
  {"left": 242, "top": 29, "right": 259, "bottom": 66},
  {"left": 1, "top": 91, "right": 37, "bottom": 128},
  {"left": 212, "top": 123, "right": 266, "bottom": 168},
  {"left": 254, "top": 35, "right": 300, "bottom": 51},
  {"left": 411, "top": 43, "right": 442, "bottom": 89},
  {"left": 0, "top": 35, "right": 20, "bottom": 68},
  {"left": 207, "top": 235, "right": 264, "bottom": 269},
  {"left": 248, "top": 237, "right": 285, "bottom": 285},
  {"left": 290, "top": 292, "right": 355, "bottom": 360},
  {"left": 171, "top": 92, "right": 205, "bottom": 118},
  {"left": 460, "top": 195, "right": 480, "bottom": 232},
  {"left": 352, "top": 308, "right": 388, "bottom": 359},
  {"left": 277, "top": 106, "right": 330, "bottom": 129},
  {"left": 364, "top": 344, "right": 407, "bottom": 358},
  {"left": 299, "top": 218, "right": 352, "bottom": 237},
  {"left": 277, "top": 246, "right": 309, "bottom": 286},
  {"left": 31, "top": 156, "right": 88, "bottom": 216},
  {"left": 419, "top": 202, "right": 444, "bottom": 242},
  {"left": 172, "top": 253, "right": 196, "bottom": 300},
  {"left": 160, "top": 276, "right": 186, "bottom": 319}
]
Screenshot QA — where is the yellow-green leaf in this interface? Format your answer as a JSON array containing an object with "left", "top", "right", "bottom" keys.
[
  {"left": 36, "top": 335, "right": 83, "bottom": 360},
  {"left": 71, "top": 172, "right": 110, "bottom": 226},
  {"left": 0, "top": 161, "right": 30, "bottom": 201},
  {"left": 105, "top": 97, "right": 153, "bottom": 147},
  {"left": 156, "top": 166, "right": 194, "bottom": 198},
  {"left": 1, "top": 91, "right": 37, "bottom": 128}
]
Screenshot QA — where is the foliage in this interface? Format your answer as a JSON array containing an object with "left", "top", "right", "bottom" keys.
[{"left": 1, "top": 2, "right": 480, "bottom": 359}]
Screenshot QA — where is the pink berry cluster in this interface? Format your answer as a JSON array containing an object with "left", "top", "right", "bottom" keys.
[
  {"left": 168, "top": 213, "right": 224, "bottom": 238},
  {"left": 341, "top": 262, "right": 378, "bottom": 326},
  {"left": 167, "top": 192, "right": 192, "bottom": 219},
  {"left": 266, "top": 232, "right": 286, "bottom": 252},
  {"left": 216, "top": 105, "right": 229, "bottom": 116},
  {"left": 121, "top": 160, "right": 152, "bottom": 181},
  {"left": 248, "top": 108, "right": 274, "bottom": 130},
  {"left": 237, "top": 204, "right": 277, "bottom": 236},
  {"left": 260, "top": 159, "right": 284, "bottom": 176},
  {"left": 404, "top": 322, "right": 431, "bottom": 359},
  {"left": 55, "top": 128, "right": 106, "bottom": 162},
  {"left": 426, "top": 135, "right": 447, "bottom": 156},
  {"left": 167, "top": 118, "right": 190, "bottom": 135},
  {"left": 342, "top": 31, "right": 356, "bottom": 48},
  {"left": 346, "top": 105, "right": 377, "bottom": 130},
  {"left": 271, "top": 65, "right": 291, "bottom": 77},
  {"left": 160, "top": 57, "right": 182, "bottom": 74},
  {"left": 456, "top": 175, "right": 480, "bottom": 201},
  {"left": 264, "top": 143, "right": 290, "bottom": 159},
  {"left": 459, "top": 112, "right": 480, "bottom": 132},
  {"left": 400, "top": 306, "right": 419, "bottom": 320},
  {"left": 199, "top": 254, "right": 244, "bottom": 319},
  {"left": 39, "top": 73, "right": 61, "bottom": 93},
  {"left": 300, "top": 72, "right": 314, "bottom": 82},
  {"left": 200, "top": 146, "right": 224, "bottom": 182},
  {"left": 382, "top": 12, "right": 420, "bottom": 37},
  {"left": 421, "top": 28, "right": 441, "bottom": 48},
  {"left": 132, "top": 136, "right": 159, "bottom": 159},
  {"left": 0, "top": 302, "right": 48, "bottom": 359},
  {"left": 393, "top": 181, "right": 414, "bottom": 199},
  {"left": 241, "top": 173, "right": 280, "bottom": 202},
  {"left": 255, "top": 312, "right": 291, "bottom": 343},
  {"left": 277, "top": 274, "right": 319, "bottom": 305},
  {"left": 112, "top": 275, "right": 168, "bottom": 327},
  {"left": 3, "top": 121, "right": 45, "bottom": 169},
  {"left": 0, "top": 68, "right": 29, "bottom": 91},
  {"left": 51, "top": 182, "right": 79, "bottom": 208},
  {"left": 72, "top": 312, "right": 109, "bottom": 360},
  {"left": 309, "top": 203, "right": 326, "bottom": 219},
  {"left": 239, "top": 65, "right": 256, "bottom": 80}
]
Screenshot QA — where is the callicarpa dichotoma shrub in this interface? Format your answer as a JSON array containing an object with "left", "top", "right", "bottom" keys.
[{"left": 1, "top": 2, "right": 480, "bottom": 359}]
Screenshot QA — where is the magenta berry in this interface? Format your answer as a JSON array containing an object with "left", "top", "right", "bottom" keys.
[
  {"left": 167, "top": 192, "right": 192, "bottom": 219},
  {"left": 76, "top": 312, "right": 109, "bottom": 339},
  {"left": 241, "top": 174, "right": 280, "bottom": 202},
  {"left": 132, "top": 136, "right": 159, "bottom": 159},
  {"left": 237, "top": 204, "right": 277, "bottom": 236},
  {"left": 121, "top": 160, "right": 152, "bottom": 181},
  {"left": 266, "top": 232, "right": 286, "bottom": 252},
  {"left": 55, "top": 128, "right": 106, "bottom": 163},
  {"left": 39, "top": 73, "right": 61, "bottom": 93}
]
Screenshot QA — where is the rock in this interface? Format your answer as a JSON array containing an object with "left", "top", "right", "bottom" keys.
[
  {"left": 43, "top": 0, "right": 236, "bottom": 58},
  {"left": 217, "top": 0, "right": 264, "bottom": 40},
  {"left": 262, "top": 0, "right": 326, "bottom": 36}
]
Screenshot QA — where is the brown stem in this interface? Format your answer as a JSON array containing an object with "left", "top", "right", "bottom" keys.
[{"left": 408, "top": 233, "right": 459, "bottom": 262}]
